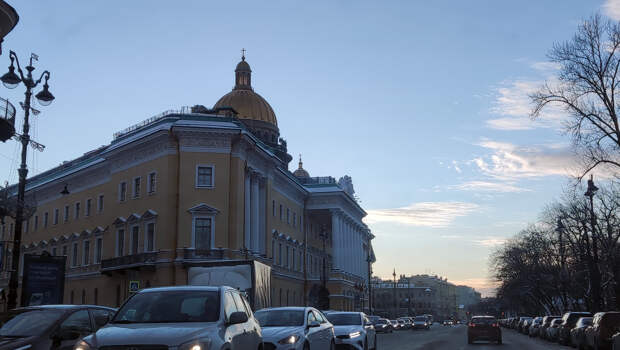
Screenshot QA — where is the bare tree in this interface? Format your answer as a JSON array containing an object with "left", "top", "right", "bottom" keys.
[{"left": 531, "top": 14, "right": 620, "bottom": 179}]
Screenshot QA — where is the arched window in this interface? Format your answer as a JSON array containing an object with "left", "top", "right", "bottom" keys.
[
  {"left": 70, "top": 290, "right": 74, "bottom": 304},
  {"left": 81, "top": 289, "right": 86, "bottom": 304}
]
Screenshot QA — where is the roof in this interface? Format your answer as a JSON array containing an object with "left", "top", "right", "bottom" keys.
[
  {"left": 15, "top": 304, "right": 115, "bottom": 311},
  {"left": 256, "top": 306, "right": 310, "bottom": 312},
  {"left": 138, "top": 286, "right": 222, "bottom": 293}
]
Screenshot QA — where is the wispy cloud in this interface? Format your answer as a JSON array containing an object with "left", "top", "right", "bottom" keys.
[
  {"left": 472, "top": 139, "right": 577, "bottom": 180},
  {"left": 604, "top": 0, "right": 620, "bottom": 20},
  {"left": 448, "top": 180, "right": 530, "bottom": 193},
  {"left": 472, "top": 237, "right": 507, "bottom": 247},
  {"left": 365, "top": 202, "right": 479, "bottom": 228},
  {"left": 487, "top": 79, "right": 566, "bottom": 131}
]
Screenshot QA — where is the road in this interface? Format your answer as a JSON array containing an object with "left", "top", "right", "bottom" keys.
[{"left": 376, "top": 324, "right": 570, "bottom": 350}]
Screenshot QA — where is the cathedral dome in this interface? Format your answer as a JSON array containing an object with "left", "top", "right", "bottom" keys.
[
  {"left": 214, "top": 55, "right": 278, "bottom": 126},
  {"left": 293, "top": 155, "right": 310, "bottom": 178}
]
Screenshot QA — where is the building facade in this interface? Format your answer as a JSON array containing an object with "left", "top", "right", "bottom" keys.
[{"left": 0, "top": 56, "right": 375, "bottom": 311}]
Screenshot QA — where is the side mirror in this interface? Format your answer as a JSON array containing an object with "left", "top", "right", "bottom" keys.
[
  {"left": 307, "top": 320, "right": 321, "bottom": 328},
  {"left": 55, "top": 329, "right": 80, "bottom": 341},
  {"left": 229, "top": 311, "right": 248, "bottom": 325}
]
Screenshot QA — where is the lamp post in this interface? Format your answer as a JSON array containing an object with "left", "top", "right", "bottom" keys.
[
  {"left": 584, "top": 174, "right": 601, "bottom": 312},
  {"left": 366, "top": 253, "right": 373, "bottom": 315},
  {"left": 392, "top": 269, "right": 397, "bottom": 318},
  {"left": 1, "top": 51, "right": 54, "bottom": 310}
]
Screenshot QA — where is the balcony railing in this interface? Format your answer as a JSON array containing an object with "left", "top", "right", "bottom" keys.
[
  {"left": 182, "top": 248, "right": 224, "bottom": 260},
  {"left": 0, "top": 97, "right": 16, "bottom": 142},
  {"left": 100, "top": 251, "right": 159, "bottom": 272}
]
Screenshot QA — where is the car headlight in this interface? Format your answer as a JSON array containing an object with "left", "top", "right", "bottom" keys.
[
  {"left": 278, "top": 335, "right": 300, "bottom": 344},
  {"left": 179, "top": 338, "right": 211, "bottom": 350},
  {"left": 348, "top": 331, "right": 361, "bottom": 338},
  {"left": 74, "top": 340, "right": 92, "bottom": 350}
]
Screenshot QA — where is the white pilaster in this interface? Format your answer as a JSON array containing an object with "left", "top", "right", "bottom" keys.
[
  {"left": 251, "top": 174, "right": 260, "bottom": 253},
  {"left": 244, "top": 171, "right": 251, "bottom": 251},
  {"left": 331, "top": 211, "right": 341, "bottom": 270},
  {"left": 258, "top": 178, "right": 266, "bottom": 255}
]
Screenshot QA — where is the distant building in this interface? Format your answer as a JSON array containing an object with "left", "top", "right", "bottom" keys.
[
  {"left": 0, "top": 55, "right": 375, "bottom": 311},
  {"left": 371, "top": 274, "right": 480, "bottom": 320}
]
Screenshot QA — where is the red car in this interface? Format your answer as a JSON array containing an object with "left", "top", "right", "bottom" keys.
[{"left": 468, "top": 316, "right": 502, "bottom": 344}]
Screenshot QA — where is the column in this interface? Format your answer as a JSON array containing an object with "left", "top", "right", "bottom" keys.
[
  {"left": 251, "top": 173, "right": 260, "bottom": 253},
  {"left": 258, "top": 178, "right": 266, "bottom": 255},
  {"left": 345, "top": 219, "right": 352, "bottom": 274},
  {"left": 244, "top": 171, "right": 251, "bottom": 251},
  {"left": 331, "top": 211, "right": 341, "bottom": 270}
]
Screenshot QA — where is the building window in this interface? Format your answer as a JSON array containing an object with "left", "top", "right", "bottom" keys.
[
  {"left": 82, "top": 289, "right": 86, "bottom": 304},
  {"left": 145, "top": 222, "right": 155, "bottom": 252},
  {"left": 292, "top": 248, "right": 296, "bottom": 271},
  {"left": 119, "top": 182, "right": 127, "bottom": 202},
  {"left": 299, "top": 216, "right": 303, "bottom": 231},
  {"left": 44, "top": 212, "right": 48, "bottom": 228},
  {"left": 286, "top": 208, "right": 290, "bottom": 224},
  {"left": 193, "top": 217, "right": 212, "bottom": 250},
  {"left": 299, "top": 251, "right": 303, "bottom": 272},
  {"left": 62, "top": 245, "right": 68, "bottom": 257},
  {"left": 34, "top": 216, "right": 38, "bottom": 231},
  {"left": 133, "top": 177, "right": 141, "bottom": 198},
  {"left": 131, "top": 226, "right": 139, "bottom": 254},
  {"left": 83, "top": 240, "right": 90, "bottom": 266},
  {"left": 278, "top": 243, "right": 282, "bottom": 266},
  {"left": 116, "top": 285, "right": 121, "bottom": 306},
  {"left": 94, "top": 288, "right": 98, "bottom": 305},
  {"left": 148, "top": 172, "right": 157, "bottom": 194},
  {"left": 95, "top": 237, "right": 102, "bottom": 264},
  {"left": 64, "top": 206, "right": 69, "bottom": 223},
  {"left": 293, "top": 212, "right": 296, "bottom": 228},
  {"left": 75, "top": 202, "right": 80, "bottom": 219},
  {"left": 86, "top": 199, "right": 92, "bottom": 217},
  {"left": 279, "top": 205, "right": 283, "bottom": 221},
  {"left": 116, "top": 229, "right": 125, "bottom": 257},
  {"left": 98, "top": 194, "right": 104, "bottom": 212},
  {"left": 272, "top": 200, "right": 275, "bottom": 217},
  {"left": 70, "top": 290, "right": 74, "bottom": 304},
  {"left": 72, "top": 242, "right": 78, "bottom": 267},
  {"left": 271, "top": 240, "right": 275, "bottom": 260},
  {"left": 286, "top": 246, "right": 290, "bottom": 268},
  {"left": 196, "top": 165, "right": 214, "bottom": 188}
]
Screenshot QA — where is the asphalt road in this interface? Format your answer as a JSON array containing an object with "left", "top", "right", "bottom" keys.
[{"left": 376, "top": 325, "right": 571, "bottom": 350}]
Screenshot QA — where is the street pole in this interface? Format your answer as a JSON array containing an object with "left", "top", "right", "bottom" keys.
[
  {"left": 585, "top": 174, "right": 601, "bottom": 312},
  {"left": 1, "top": 52, "right": 54, "bottom": 310},
  {"left": 367, "top": 253, "right": 373, "bottom": 315},
  {"left": 392, "top": 269, "right": 397, "bottom": 318}
]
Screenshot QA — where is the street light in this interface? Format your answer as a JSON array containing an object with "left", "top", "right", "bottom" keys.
[
  {"left": 1, "top": 51, "right": 54, "bottom": 310},
  {"left": 584, "top": 174, "right": 601, "bottom": 311}
]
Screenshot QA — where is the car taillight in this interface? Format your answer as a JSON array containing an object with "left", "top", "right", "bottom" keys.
[
  {"left": 469, "top": 323, "right": 475, "bottom": 327},
  {"left": 492, "top": 323, "right": 498, "bottom": 327}
]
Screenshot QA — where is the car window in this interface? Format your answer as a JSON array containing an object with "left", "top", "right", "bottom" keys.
[
  {"left": 472, "top": 317, "right": 496, "bottom": 325},
  {"left": 0, "top": 309, "right": 64, "bottom": 337},
  {"left": 231, "top": 292, "right": 248, "bottom": 317},
  {"left": 113, "top": 290, "right": 220, "bottom": 323},
  {"left": 255, "top": 310, "right": 304, "bottom": 327},
  {"left": 240, "top": 294, "right": 253, "bottom": 316},
  {"left": 91, "top": 309, "right": 113, "bottom": 328},
  {"left": 307, "top": 311, "right": 317, "bottom": 324},
  {"left": 314, "top": 310, "right": 327, "bottom": 324},
  {"left": 224, "top": 292, "right": 238, "bottom": 321},
  {"left": 60, "top": 310, "right": 92, "bottom": 333}
]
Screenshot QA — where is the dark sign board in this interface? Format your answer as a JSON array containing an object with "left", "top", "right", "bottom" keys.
[{"left": 21, "top": 253, "right": 66, "bottom": 306}]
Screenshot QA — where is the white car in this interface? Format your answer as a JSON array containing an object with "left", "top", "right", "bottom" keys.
[
  {"left": 325, "top": 312, "right": 377, "bottom": 350},
  {"left": 74, "top": 286, "right": 262, "bottom": 350},
  {"left": 255, "top": 307, "right": 335, "bottom": 350}
]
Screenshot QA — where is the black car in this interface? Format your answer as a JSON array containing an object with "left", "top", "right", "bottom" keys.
[
  {"left": 0, "top": 304, "right": 116, "bottom": 350},
  {"left": 558, "top": 311, "right": 592, "bottom": 346},
  {"left": 468, "top": 316, "right": 501, "bottom": 344}
]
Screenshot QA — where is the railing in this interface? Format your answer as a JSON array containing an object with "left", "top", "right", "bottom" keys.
[
  {"left": 100, "top": 251, "right": 159, "bottom": 271},
  {"left": 112, "top": 106, "right": 193, "bottom": 140},
  {"left": 182, "top": 248, "right": 225, "bottom": 260},
  {"left": 0, "top": 97, "right": 16, "bottom": 142},
  {"left": 297, "top": 176, "right": 337, "bottom": 185}
]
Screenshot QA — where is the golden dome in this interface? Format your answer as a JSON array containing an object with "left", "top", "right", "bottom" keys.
[
  {"left": 293, "top": 155, "right": 310, "bottom": 178},
  {"left": 214, "top": 56, "right": 278, "bottom": 126}
]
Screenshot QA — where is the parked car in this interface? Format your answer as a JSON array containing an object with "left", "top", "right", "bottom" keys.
[
  {"left": 585, "top": 311, "right": 620, "bottom": 350},
  {"left": 0, "top": 304, "right": 115, "bottom": 350},
  {"left": 518, "top": 317, "right": 532, "bottom": 333},
  {"left": 367, "top": 315, "right": 381, "bottom": 326},
  {"left": 398, "top": 317, "right": 412, "bottom": 329},
  {"left": 254, "top": 307, "right": 334, "bottom": 350},
  {"left": 324, "top": 312, "right": 377, "bottom": 350},
  {"left": 528, "top": 317, "right": 543, "bottom": 337},
  {"left": 521, "top": 318, "right": 533, "bottom": 334},
  {"left": 75, "top": 286, "right": 262, "bottom": 350},
  {"left": 412, "top": 316, "right": 430, "bottom": 330},
  {"left": 539, "top": 315, "right": 561, "bottom": 339},
  {"left": 559, "top": 312, "right": 593, "bottom": 346},
  {"left": 374, "top": 318, "right": 393, "bottom": 333},
  {"left": 443, "top": 320, "right": 453, "bottom": 326},
  {"left": 570, "top": 316, "right": 592, "bottom": 350},
  {"left": 467, "top": 316, "right": 501, "bottom": 344},
  {"left": 547, "top": 318, "right": 564, "bottom": 342}
]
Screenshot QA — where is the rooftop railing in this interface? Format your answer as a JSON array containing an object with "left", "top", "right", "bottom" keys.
[
  {"left": 298, "top": 176, "right": 337, "bottom": 185},
  {"left": 0, "top": 97, "right": 16, "bottom": 142},
  {"left": 112, "top": 106, "right": 193, "bottom": 140}
]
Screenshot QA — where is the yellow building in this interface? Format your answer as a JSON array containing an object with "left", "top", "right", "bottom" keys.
[{"left": 0, "top": 55, "right": 374, "bottom": 311}]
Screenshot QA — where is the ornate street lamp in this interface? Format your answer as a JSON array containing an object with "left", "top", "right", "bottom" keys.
[
  {"left": 1, "top": 51, "right": 54, "bottom": 310},
  {"left": 584, "top": 174, "right": 601, "bottom": 311}
]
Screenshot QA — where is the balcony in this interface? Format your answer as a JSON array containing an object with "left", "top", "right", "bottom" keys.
[
  {"left": 181, "top": 248, "right": 225, "bottom": 260},
  {"left": 0, "top": 97, "right": 16, "bottom": 142},
  {"left": 100, "top": 251, "right": 159, "bottom": 273}
]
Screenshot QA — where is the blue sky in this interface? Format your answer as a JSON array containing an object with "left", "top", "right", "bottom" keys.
[{"left": 1, "top": 0, "right": 616, "bottom": 296}]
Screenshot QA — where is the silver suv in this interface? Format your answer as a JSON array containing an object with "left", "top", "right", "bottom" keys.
[{"left": 74, "top": 286, "right": 262, "bottom": 350}]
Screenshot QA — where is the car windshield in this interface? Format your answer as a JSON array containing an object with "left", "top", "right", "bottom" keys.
[
  {"left": 472, "top": 317, "right": 496, "bottom": 325},
  {"left": 112, "top": 290, "right": 220, "bottom": 323},
  {"left": 0, "top": 309, "right": 65, "bottom": 337},
  {"left": 415, "top": 316, "right": 427, "bottom": 321},
  {"left": 254, "top": 310, "right": 304, "bottom": 327},
  {"left": 326, "top": 313, "right": 361, "bottom": 326},
  {"left": 377, "top": 319, "right": 389, "bottom": 324}
]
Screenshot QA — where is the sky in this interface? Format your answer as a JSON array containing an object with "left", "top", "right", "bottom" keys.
[{"left": 0, "top": 0, "right": 617, "bottom": 297}]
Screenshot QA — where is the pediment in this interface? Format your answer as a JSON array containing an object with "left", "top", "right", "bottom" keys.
[
  {"left": 127, "top": 213, "right": 141, "bottom": 223},
  {"left": 187, "top": 203, "right": 219, "bottom": 215},
  {"left": 142, "top": 209, "right": 158, "bottom": 220},
  {"left": 112, "top": 217, "right": 127, "bottom": 227}
]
